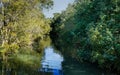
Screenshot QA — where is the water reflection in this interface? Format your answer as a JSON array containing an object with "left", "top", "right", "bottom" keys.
[
  {"left": 40, "top": 46, "right": 115, "bottom": 75},
  {"left": 0, "top": 46, "right": 116, "bottom": 75},
  {"left": 40, "top": 46, "right": 64, "bottom": 75},
  {"left": 62, "top": 58, "right": 115, "bottom": 75}
]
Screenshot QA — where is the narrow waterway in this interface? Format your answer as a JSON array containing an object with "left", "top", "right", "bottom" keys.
[
  {"left": 40, "top": 46, "right": 63, "bottom": 75},
  {"left": 0, "top": 45, "right": 115, "bottom": 75},
  {"left": 39, "top": 46, "right": 115, "bottom": 75}
]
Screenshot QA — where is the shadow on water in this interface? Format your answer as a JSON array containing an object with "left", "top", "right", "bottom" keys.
[
  {"left": 39, "top": 46, "right": 116, "bottom": 75},
  {"left": 62, "top": 58, "right": 116, "bottom": 75},
  {"left": 0, "top": 45, "right": 116, "bottom": 75}
]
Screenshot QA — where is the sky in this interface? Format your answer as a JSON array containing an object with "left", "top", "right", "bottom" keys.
[{"left": 43, "top": 0, "right": 74, "bottom": 18}]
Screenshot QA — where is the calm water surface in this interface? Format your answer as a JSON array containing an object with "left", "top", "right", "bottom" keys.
[
  {"left": 0, "top": 46, "right": 116, "bottom": 75},
  {"left": 39, "top": 46, "right": 115, "bottom": 75},
  {"left": 40, "top": 46, "right": 63, "bottom": 75}
]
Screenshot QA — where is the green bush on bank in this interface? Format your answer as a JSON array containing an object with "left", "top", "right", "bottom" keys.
[{"left": 51, "top": 0, "right": 120, "bottom": 73}]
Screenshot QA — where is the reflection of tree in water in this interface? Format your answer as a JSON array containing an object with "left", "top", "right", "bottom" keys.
[{"left": 0, "top": 55, "right": 41, "bottom": 75}]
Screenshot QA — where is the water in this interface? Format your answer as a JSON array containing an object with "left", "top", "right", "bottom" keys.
[
  {"left": 40, "top": 46, "right": 64, "bottom": 75},
  {"left": 0, "top": 46, "right": 116, "bottom": 75},
  {"left": 39, "top": 46, "right": 115, "bottom": 75}
]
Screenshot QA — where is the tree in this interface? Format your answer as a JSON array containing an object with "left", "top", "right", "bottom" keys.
[
  {"left": 0, "top": 0, "right": 53, "bottom": 66},
  {"left": 51, "top": 0, "right": 120, "bottom": 73}
]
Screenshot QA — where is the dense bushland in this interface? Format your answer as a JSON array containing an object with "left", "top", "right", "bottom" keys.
[
  {"left": 51, "top": 0, "right": 120, "bottom": 73},
  {"left": 0, "top": 0, "right": 53, "bottom": 68}
]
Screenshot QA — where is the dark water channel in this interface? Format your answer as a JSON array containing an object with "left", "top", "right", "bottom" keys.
[
  {"left": 0, "top": 46, "right": 116, "bottom": 75},
  {"left": 39, "top": 46, "right": 115, "bottom": 75}
]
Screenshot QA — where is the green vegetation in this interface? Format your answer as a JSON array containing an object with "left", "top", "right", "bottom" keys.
[
  {"left": 51, "top": 0, "right": 120, "bottom": 73},
  {"left": 0, "top": 0, "right": 53, "bottom": 70},
  {"left": 0, "top": 0, "right": 120, "bottom": 74}
]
